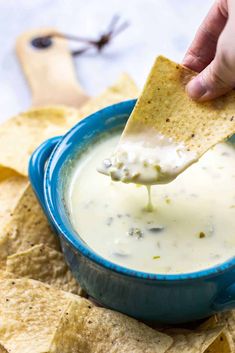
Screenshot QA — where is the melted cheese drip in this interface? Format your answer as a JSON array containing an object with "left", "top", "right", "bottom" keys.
[{"left": 145, "top": 186, "right": 154, "bottom": 212}]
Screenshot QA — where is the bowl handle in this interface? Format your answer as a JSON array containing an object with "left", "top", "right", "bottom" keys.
[
  {"left": 29, "top": 136, "right": 62, "bottom": 213},
  {"left": 212, "top": 282, "right": 235, "bottom": 312}
]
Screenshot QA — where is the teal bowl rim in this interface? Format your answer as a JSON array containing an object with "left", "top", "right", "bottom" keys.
[{"left": 44, "top": 99, "right": 235, "bottom": 281}]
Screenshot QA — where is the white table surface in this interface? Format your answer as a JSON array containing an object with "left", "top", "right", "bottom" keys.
[{"left": 0, "top": 0, "right": 213, "bottom": 122}]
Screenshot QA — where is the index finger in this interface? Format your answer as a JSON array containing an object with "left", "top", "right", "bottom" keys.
[{"left": 183, "top": 0, "right": 228, "bottom": 72}]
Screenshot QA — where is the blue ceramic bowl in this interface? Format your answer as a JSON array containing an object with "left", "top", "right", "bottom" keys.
[{"left": 29, "top": 99, "right": 235, "bottom": 324}]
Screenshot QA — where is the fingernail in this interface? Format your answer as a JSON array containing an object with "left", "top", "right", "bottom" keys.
[{"left": 186, "top": 76, "right": 207, "bottom": 100}]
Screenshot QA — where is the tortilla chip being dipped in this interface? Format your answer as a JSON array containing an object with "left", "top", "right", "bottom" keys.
[
  {"left": 125, "top": 56, "right": 235, "bottom": 155},
  {"left": 101, "top": 56, "right": 235, "bottom": 185}
]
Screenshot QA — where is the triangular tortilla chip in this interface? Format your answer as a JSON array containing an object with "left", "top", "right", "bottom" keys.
[
  {"left": 0, "top": 184, "right": 59, "bottom": 265},
  {"left": 103, "top": 56, "right": 235, "bottom": 184},
  {"left": 166, "top": 326, "right": 232, "bottom": 353},
  {"left": 124, "top": 56, "right": 235, "bottom": 155},
  {"left": 6, "top": 244, "right": 81, "bottom": 294},
  {"left": 49, "top": 301, "right": 172, "bottom": 353},
  {"left": 216, "top": 311, "right": 235, "bottom": 348},
  {"left": 0, "top": 278, "right": 76, "bottom": 353},
  {"left": 0, "top": 106, "right": 77, "bottom": 176},
  {"left": 0, "top": 175, "right": 28, "bottom": 237}
]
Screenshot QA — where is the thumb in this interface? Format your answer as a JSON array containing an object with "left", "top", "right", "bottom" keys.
[{"left": 186, "top": 26, "right": 235, "bottom": 101}]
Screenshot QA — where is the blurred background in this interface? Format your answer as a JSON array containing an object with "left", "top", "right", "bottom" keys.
[{"left": 0, "top": 0, "right": 213, "bottom": 122}]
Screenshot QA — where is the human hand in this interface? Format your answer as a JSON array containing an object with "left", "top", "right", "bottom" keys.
[{"left": 183, "top": 0, "right": 235, "bottom": 101}]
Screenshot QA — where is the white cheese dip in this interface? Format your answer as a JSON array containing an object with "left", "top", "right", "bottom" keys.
[{"left": 66, "top": 133, "right": 235, "bottom": 274}]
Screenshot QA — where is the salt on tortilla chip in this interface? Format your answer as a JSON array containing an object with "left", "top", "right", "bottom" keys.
[
  {"left": 166, "top": 326, "right": 232, "bottom": 353},
  {"left": 0, "top": 74, "right": 138, "bottom": 177},
  {"left": 49, "top": 301, "right": 172, "bottom": 353},
  {"left": 0, "top": 278, "right": 77, "bottom": 353},
  {"left": 0, "top": 175, "right": 28, "bottom": 237},
  {"left": 6, "top": 244, "right": 81, "bottom": 295},
  {"left": 122, "top": 55, "right": 235, "bottom": 159},
  {"left": 0, "top": 184, "right": 59, "bottom": 265}
]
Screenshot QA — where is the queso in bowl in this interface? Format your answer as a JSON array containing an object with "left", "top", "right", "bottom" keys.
[{"left": 29, "top": 100, "right": 235, "bottom": 324}]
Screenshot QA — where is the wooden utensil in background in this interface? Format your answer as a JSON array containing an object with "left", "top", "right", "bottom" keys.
[{"left": 16, "top": 28, "right": 90, "bottom": 108}]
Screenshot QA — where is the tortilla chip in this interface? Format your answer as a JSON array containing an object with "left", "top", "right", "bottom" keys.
[
  {"left": 0, "top": 106, "right": 77, "bottom": 176},
  {"left": 204, "top": 331, "right": 234, "bottom": 353},
  {"left": 0, "top": 175, "right": 28, "bottom": 237},
  {"left": 199, "top": 316, "right": 220, "bottom": 330},
  {"left": 6, "top": 244, "right": 81, "bottom": 295},
  {"left": 0, "top": 184, "right": 59, "bottom": 265},
  {"left": 0, "top": 270, "right": 15, "bottom": 280},
  {"left": 0, "top": 167, "right": 20, "bottom": 182},
  {"left": 68, "top": 73, "right": 138, "bottom": 126},
  {"left": 49, "top": 301, "right": 172, "bottom": 353},
  {"left": 200, "top": 314, "right": 235, "bottom": 351},
  {"left": 216, "top": 311, "right": 235, "bottom": 346},
  {"left": 123, "top": 56, "right": 235, "bottom": 157},
  {"left": 166, "top": 326, "right": 231, "bottom": 353},
  {"left": 0, "top": 278, "right": 76, "bottom": 353}
]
